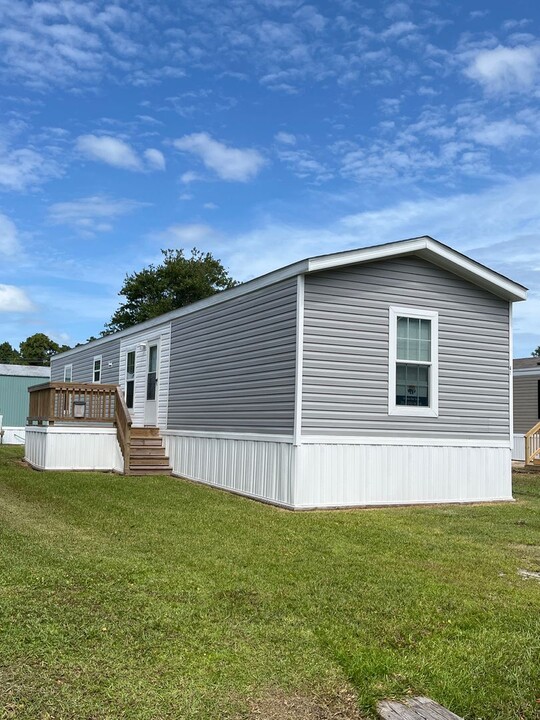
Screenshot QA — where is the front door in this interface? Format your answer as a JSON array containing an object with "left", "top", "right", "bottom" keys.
[{"left": 144, "top": 343, "right": 159, "bottom": 426}]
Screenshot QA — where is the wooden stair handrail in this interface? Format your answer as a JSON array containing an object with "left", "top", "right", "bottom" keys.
[
  {"left": 114, "top": 387, "right": 132, "bottom": 474},
  {"left": 524, "top": 421, "right": 540, "bottom": 466}
]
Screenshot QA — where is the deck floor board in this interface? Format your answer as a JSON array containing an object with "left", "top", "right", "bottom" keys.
[{"left": 378, "top": 697, "right": 463, "bottom": 720}]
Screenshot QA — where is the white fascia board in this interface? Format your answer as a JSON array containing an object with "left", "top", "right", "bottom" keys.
[
  {"left": 513, "top": 368, "right": 540, "bottom": 376},
  {"left": 307, "top": 237, "right": 431, "bottom": 272},
  {"left": 416, "top": 241, "right": 527, "bottom": 302}
]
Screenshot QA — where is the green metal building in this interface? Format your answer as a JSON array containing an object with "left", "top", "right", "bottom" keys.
[{"left": 0, "top": 364, "right": 50, "bottom": 444}]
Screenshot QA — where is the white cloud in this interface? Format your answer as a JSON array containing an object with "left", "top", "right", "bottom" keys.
[
  {"left": 174, "top": 132, "right": 266, "bottom": 182},
  {"left": 464, "top": 44, "right": 540, "bottom": 94},
  {"left": 469, "top": 119, "right": 531, "bottom": 147},
  {"left": 144, "top": 148, "right": 166, "bottom": 170},
  {"left": 0, "top": 147, "right": 61, "bottom": 190},
  {"left": 76, "top": 134, "right": 142, "bottom": 171},
  {"left": 277, "top": 148, "right": 333, "bottom": 183},
  {"left": 180, "top": 171, "right": 200, "bottom": 185},
  {"left": 0, "top": 213, "right": 19, "bottom": 255},
  {"left": 384, "top": 2, "right": 411, "bottom": 20},
  {"left": 48, "top": 195, "right": 147, "bottom": 234},
  {"left": 275, "top": 131, "right": 297, "bottom": 145},
  {"left": 0, "top": 284, "right": 34, "bottom": 313},
  {"left": 160, "top": 223, "right": 215, "bottom": 244},
  {"left": 382, "top": 21, "right": 417, "bottom": 39}
]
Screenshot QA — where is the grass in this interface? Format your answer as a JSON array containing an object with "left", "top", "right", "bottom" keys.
[{"left": 0, "top": 445, "right": 539, "bottom": 719}]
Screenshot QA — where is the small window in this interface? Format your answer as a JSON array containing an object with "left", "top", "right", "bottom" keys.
[
  {"left": 63, "top": 364, "right": 73, "bottom": 382},
  {"left": 126, "top": 351, "right": 135, "bottom": 409},
  {"left": 93, "top": 355, "right": 102, "bottom": 383},
  {"left": 389, "top": 307, "right": 439, "bottom": 417}
]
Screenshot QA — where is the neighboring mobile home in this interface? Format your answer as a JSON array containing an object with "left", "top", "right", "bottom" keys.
[
  {"left": 25, "top": 236, "right": 528, "bottom": 508},
  {"left": 512, "top": 357, "right": 540, "bottom": 462},
  {"left": 0, "top": 364, "right": 51, "bottom": 444}
]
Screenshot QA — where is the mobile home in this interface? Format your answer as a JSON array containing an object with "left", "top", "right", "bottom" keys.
[{"left": 25, "top": 236, "right": 528, "bottom": 508}]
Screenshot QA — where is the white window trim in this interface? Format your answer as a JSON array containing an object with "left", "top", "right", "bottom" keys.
[
  {"left": 93, "top": 355, "right": 102, "bottom": 384},
  {"left": 63, "top": 364, "right": 73, "bottom": 382},
  {"left": 388, "top": 306, "right": 439, "bottom": 418}
]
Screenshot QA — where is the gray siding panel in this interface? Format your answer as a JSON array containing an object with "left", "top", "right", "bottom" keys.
[
  {"left": 302, "top": 256, "right": 510, "bottom": 439},
  {"left": 168, "top": 279, "right": 297, "bottom": 434},
  {"left": 514, "top": 376, "right": 540, "bottom": 434},
  {"left": 50, "top": 338, "right": 121, "bottom": 385}
]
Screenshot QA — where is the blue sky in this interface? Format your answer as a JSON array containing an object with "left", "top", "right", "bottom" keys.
[{"left": 0, "top": 0, "right": 539, "bottom": 356}]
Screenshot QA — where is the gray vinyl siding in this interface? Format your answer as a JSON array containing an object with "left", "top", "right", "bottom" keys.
[
  {"left": 514, "top": 375, "right": 540, "bottom": 434},
  {"left": 50, "top": 338, "right": 121, "bottom": 385},
  {"left": 167, "top": 279, "right": 297, "bottom": 434},
  {"left": 302, "top": 255, "right": 510, "bottom": 439}
]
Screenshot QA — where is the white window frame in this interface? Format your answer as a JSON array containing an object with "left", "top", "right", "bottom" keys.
[
  {"left": 63, "top": 364, "right": 73, "bottom": 382},
  {"left": 388, "top": 306, "right": 439, "bottom": 418},
  {"left": 93, "top": 355, "right": 102, "bottom": 384}
]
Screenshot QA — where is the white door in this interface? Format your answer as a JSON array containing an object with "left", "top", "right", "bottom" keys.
[{"left": 144, "top": 343, "right": 159, "bottom": 426}]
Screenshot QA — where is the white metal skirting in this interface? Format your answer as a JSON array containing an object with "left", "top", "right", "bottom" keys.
[
  {"left": 162, "top": 431, "right": 295, "bottom": 507},
  {"left": 295, "top": 443, "right": 512, "bottom": 508},
  {"left": 1, "top": 427, "right": 26, "bottom": 445},
  {"left": 512, "top": 434, "right": 525, "bottom": 461},
  {"left": 25, "top": 427, "right": 124, "bottom": 472}
]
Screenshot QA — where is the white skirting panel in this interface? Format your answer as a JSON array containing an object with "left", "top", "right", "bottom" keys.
[
  {"left": 162, "top": 431, "right": 295, "bottom": 507},
  {"left": 25, "top": 427, "right": 124, "bottom": 472},
  {"left": 512, "top": 434, "right": 525, "bottom": 461},
  {"left": 1, "top": 427, "right": 26, "bottom": 444},
  {"left": 295, "top": 443, "right": 512, "bottom": 509}
]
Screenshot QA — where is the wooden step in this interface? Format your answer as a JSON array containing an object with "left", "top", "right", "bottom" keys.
[
  {"left": 131, "top": 427, "right": 160, "bottom": 438},
  {"left": 130, "top": 446, "right": 166, "bottom": 457},
  {"left": 130, "top": 438, "right": 163, "bottom": 447},
  {"left": 130, "top": 455, "right": 170, "bottom": 467},
  {"left": 129, "top": 466, "right": 172, "bottom": 476}
]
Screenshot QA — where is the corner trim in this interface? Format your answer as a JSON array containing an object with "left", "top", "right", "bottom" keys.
[{"left": 293, "top": 274, "right": 304, "bottom": 446}]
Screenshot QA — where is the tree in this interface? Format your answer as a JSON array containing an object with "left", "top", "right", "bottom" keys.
[
  {"left": 532, "top": 347, "right": 540, "bottom": 357},
  {"left": 0, "top": 341, "right": 22, "bottom": 364},
  {"left": 19, "top": 333, "right": 70, "bottom": 366},
  {"left": 106, "top": 248, "right": 238, "bottom": 332}
]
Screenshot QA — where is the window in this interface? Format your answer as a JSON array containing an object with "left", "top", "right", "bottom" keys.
[
  {"left": 388, "top": 306, "right": 438, "bottom": 417},
  {"left": 93, "top": 355, "right": 102, "bottom": 383},
  {"left": 63, "top": 364, "right": 73, "bottom": 382},
  {"left": 126, "top": 351, "right": 135, "bottom": 409},
  {"left": 146, "top": 345, "right": 158, "bottom": 401}
]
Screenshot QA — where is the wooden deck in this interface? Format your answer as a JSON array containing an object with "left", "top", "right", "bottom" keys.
[{"left": 378, "top": 696, "right": 463, "bottom": 720}]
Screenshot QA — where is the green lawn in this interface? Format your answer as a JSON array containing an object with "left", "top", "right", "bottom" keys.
[{"left": 0, "top": 445, "right": 539, "bottom": 720}]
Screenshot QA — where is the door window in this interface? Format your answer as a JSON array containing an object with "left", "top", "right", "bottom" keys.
[
  {"left": 126, "top": 351, "right": 135, "bottom": 409},
  {"left": 146, "top": 345, "right": 158, "bottom": 401}
]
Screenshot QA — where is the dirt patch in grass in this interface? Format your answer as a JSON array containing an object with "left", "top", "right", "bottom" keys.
[{"left": 241, "top": 688, "right": 365, "bottom": 719}]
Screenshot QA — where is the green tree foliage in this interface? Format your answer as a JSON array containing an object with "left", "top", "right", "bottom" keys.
[
  {"left": 0, "top": 341, "right": 22, "bottom": 364},
  {"left": 106, "top": 248, "right": 238, "bottom": 332},
  {"left": 19, "top": 333, "right": 70, "bottom": 366},
  {"left": 531, "top": 346, "right": 540, "bottom": 357}
]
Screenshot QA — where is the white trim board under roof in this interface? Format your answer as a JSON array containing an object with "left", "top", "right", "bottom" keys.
[{"left": 52, "top": 235, "right": 528, "bottom": 361}]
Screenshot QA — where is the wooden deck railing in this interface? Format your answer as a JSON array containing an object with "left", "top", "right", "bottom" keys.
[
  {"left": 525, "top": 421, "right": 540, "bottom": 466},
  {"left": 28, "top": 382, "right": 133, "bottom": 473},
  {"left": 28, "top": 382, "right": 118, "bottom": 425},
  {"left": 114, "top": 387, "right": 132, "bottom": 473}
]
